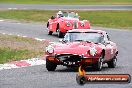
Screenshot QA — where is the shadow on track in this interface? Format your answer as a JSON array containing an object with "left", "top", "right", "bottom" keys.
[{"left": 54, "top": 65, "right": 117, "bottom": 73}]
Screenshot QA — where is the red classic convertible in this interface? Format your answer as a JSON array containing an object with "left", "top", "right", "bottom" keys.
[
  {"left": 47, "top": 11, "right": 90, "bottom": 38},
  {"left": 45, "top": 29, "right": 118, "bottom": 71}
]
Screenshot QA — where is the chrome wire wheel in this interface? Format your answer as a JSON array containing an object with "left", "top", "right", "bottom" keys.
[{"left": 93, "top": 54, "right": 104, "bottom": 71}]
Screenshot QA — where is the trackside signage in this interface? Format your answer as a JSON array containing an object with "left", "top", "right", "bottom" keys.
[
  {"left": 76, "top": 74, "right": 131, "bottom": 85},
  {"left": 76, "top": 66, "right": 131, "bottom": 85}
]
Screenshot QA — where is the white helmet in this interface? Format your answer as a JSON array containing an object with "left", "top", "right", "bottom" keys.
[
  {"left": 57, "top": 11, "right": 63, "bottom": 18},
  {"left": 58, "top": 11, "right": 63, "bottom": 14}
]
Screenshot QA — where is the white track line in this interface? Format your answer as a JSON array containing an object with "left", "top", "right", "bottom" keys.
[
  {"left": 0, "top": 58, "right": 46, "bottom": 71},
  {"left": 8, "top": 8, "right": 18, "bottom": 10},
  {"left": 0, "top": 20, "right": 4, "bottom": 22},
  {"left": 23, "top": 58, "right": 46, "bottom": 66},
  {"left": 34, "top": 38, "right": 46, "bottom": 41}
]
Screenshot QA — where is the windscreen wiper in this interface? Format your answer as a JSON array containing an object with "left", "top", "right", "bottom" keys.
[
  {"left": 74, "top": 40, "right": 83, "bottom": 42},
  {"left": 75, "top": 40, "right": 92, "bottom": 43},
  {"left": 85, "top": 40, "right": 92, "bottom": 43}
]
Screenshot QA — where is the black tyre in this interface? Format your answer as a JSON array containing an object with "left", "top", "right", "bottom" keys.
[
  {"left": 46, "top": 59, "right": 57, "bottom": 71},
  {"left": 56, "top": 24, "right": 64, "bottom": 38},
  {"left": 47, "top": 22, "right": 53, "bottom": 35},
  {"left": 47, "top": 22, "right": 49, "bottom": 28},
  {"left": 93, "top": 54, "right": 104, "bottom": 71},
  {"left": 58, "top": 30, "right": 63, "bottom": 38},
  {"left": 48, "top": 31, "right": 53, "bottom": 35},
  {"left": 107, "top": 56, "right": 117, "bottom": 68}
]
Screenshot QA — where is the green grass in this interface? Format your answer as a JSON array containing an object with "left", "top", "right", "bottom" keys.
[
  {"left": 0, "top": 48, "right": 36, "bottom": 63},
  {"left": 0, "top": 10, "right": 55, "bottom": 23},
  {"left": 0, "top": 10, "right": 131, "bottom": 29},
  {"left": 0, "top": 34, "right": 47, "bottom": 64},
  {"left": 79, "top": 11, "right": 132, "bottom": 29},
  {"left": 0, "top": 0, "right": 132, "bottom": 5}
]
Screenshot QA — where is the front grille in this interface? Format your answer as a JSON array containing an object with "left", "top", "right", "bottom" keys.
[{"left": 56, "top": 54, "right": 82, "bottom": 62}]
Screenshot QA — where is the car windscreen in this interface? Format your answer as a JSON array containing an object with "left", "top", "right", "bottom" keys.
[
  {"left": 64, "top": 32, "right": 103, "bottom": 43},
  {"left": 63, "top": 12, "right": 78, "bottom": 18}
]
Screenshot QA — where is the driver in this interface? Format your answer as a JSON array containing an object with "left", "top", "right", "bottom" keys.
[{"left": 57, "top": 11, "right": 64, "bottom": 18}]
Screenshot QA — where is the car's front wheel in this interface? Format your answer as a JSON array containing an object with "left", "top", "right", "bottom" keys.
[
  {"left": 58, "top": 31, "right": 63, "bottom": 38},
  {"left": 107, "top": 56, "right": 117, "bottom": 68},
  {"left": 93, "top": 54, "right": 104, "bottom": 71},
  {"left": 46, "top": 59, "right": 57, "bottom": 71},
  {"left": 56, "top": 24, "right": 64, "bottom": 38}
]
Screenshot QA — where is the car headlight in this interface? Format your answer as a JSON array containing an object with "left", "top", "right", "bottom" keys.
[
  {"left": 46, "top": 45, "right": 54, "bottom": 54},
  {"left": 89, "top": 47, "right": 97, "bottom": 56},
  {"left": 66, "top": 21, "right": 71, "bottom": 27}
]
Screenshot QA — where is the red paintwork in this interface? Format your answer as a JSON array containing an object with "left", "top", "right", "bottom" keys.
[
  {"left": 46, "top": 29, "right": 118, "bottom": 66},
  {"left": 47, "top": 13, "right": 90, "bottom": 34}
]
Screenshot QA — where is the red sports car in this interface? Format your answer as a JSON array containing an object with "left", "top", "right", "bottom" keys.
[
  {"left": 47, "top": 11, "right": 90, "bottom": 38},
  {"left": 45, "top": 29, "right": 118, "bottom": 71}
]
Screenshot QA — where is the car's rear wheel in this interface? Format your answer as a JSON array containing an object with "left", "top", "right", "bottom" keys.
[
  {"left": 47, "top": 22, "right": 49, "bottom": 28},
  {"left": 48, "top": 31, "right": 53, "bottom": 35},
  {"left": 46, "top": 59, "right": 57, "bottom": 71},
  {"left": 107, "top": 56, "right": 117, "bottom": 68},
  {"left": 93, "top": 54, "right": 104, "bottom": 71},
  {"left": 47, "top": 22, "right": 53, "bottom": 35}
]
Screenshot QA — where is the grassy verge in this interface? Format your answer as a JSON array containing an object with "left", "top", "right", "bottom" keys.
[
  {"left": 0, "top": 10, "right": 55, "bottom": 23},
  {"left": 79, "top": 11, "right": 132, "bottom": 29},
  {"left": 0, "top": 10, "right": 131, "bottom": 29},
  {"left": 0, "top": 0, "right": 132, "bottom": 5},
  {"left": 0, "top": 34, "right": 48, "bottom": 64}
]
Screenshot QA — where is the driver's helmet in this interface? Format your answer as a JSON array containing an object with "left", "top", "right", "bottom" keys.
[{"left": 57, "top": 11, "right": 63, "bottom": 18}]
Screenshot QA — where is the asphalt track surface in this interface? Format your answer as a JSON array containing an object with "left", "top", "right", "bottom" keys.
[
  {"left": 0, "top": 4, "right": 132, "bottom": 10},
  {"left": 0, "top": 20, "right": 132, "bottom": 88}
]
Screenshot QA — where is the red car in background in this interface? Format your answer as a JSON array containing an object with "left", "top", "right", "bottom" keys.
[
  {"left": 45, "top": 29, "right": 118, "bottom": 71},
  {"left": 47, "top": 11, "right": 90, "bottom": 38}
]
